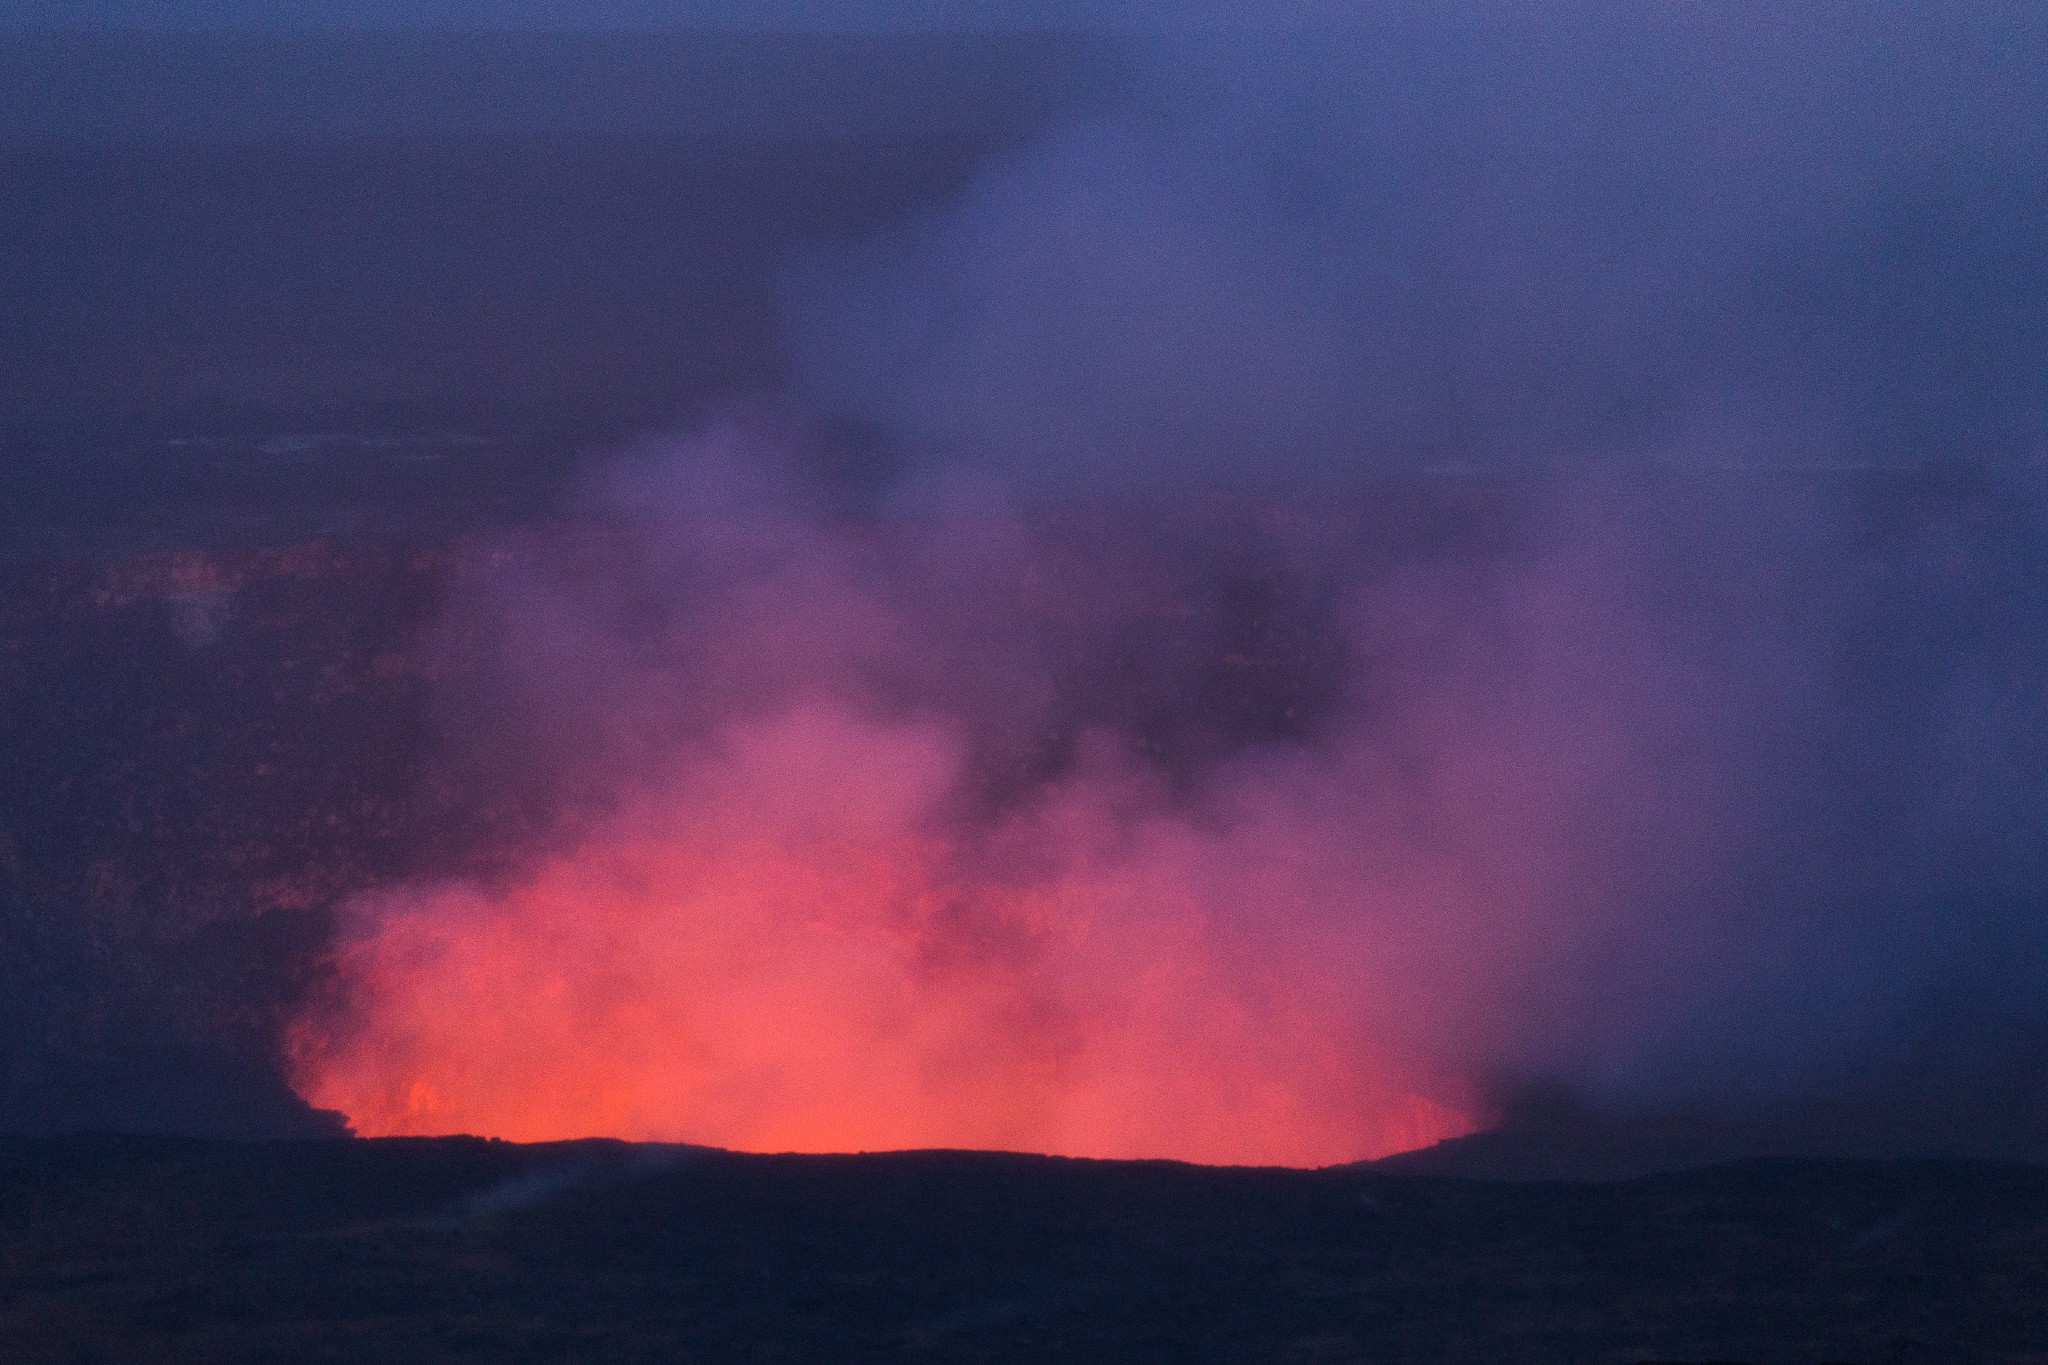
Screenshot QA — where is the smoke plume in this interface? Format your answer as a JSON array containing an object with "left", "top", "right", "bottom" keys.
[{"left": 290, "top": 4, "right": 2048, "bottom": 1164}]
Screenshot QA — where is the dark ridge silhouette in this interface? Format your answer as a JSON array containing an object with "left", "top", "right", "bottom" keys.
[
  {"left": 0, "top": 1135, "right": 2039, "bottom": 1363},
  {"left": 1375, "top": 1085, "right": 2048, "bottom": 1184}
]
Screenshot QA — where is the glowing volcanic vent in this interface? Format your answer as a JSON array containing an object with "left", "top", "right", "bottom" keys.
[
  {"left": 290, "top": 705, "right": 1468, "bottom": 1165},
  {"left": 286, "top": 441, "right": 1481, "bottom": 1166}
]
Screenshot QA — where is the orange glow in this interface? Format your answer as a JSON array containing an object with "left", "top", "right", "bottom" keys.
[{"left": 289, "top": 705, "right": 1471, "bottom": 1166}]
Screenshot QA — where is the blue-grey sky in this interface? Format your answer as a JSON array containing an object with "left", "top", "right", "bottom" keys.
[{"left": 4, "top": 0, "right": 1140, "bottom": 29}]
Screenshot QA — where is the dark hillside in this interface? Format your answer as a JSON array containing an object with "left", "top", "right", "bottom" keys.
[{"left": 0, "top": 1136, "right": 2042, "bottom": 1363}]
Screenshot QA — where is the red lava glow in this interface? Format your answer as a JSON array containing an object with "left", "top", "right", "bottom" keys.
[{"left": 290, "top": 705, "right": 1472, "bottom": 1166}]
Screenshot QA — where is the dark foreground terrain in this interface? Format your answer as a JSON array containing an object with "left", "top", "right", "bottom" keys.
[{"left": 0, "top": 1137, "right": 2042, "bottom": 1364}]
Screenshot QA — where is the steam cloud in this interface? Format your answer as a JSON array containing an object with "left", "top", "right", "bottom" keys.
[{"left": 293, "top": 4, "right": 2048, "bottom": 1163}]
